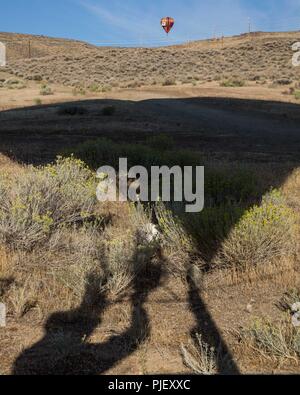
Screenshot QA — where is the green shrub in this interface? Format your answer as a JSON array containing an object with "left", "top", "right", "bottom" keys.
[
  {"left": 183, "top": 204, "right": 244, "bottom": 257},
  {"left": 163, "top": 78, "right": 176, "bottom": 86},
  {"left": 68, "top": 139, "right": 261, "bottom": 262},
  {"left": 205, "top": 166, "right": 259, "bottom": 205},
  {"left": 156, "top": 203, "right": 194, "bottom": 252},
  {"left": 244, "top": 318, "right": 300, "bottom": 361},
  {"left": 68, "top": 138, "right": 202, "bottom": 172},
  {"left": 220, "top": 79, "right": 245, "bottom": 87},
  {"left": 69, "top": 139, "right": 206, "bottom": 214},
  {"left": 0, "top": 157, "right": 98, "bottom": 250},
  {"left": 89, "top": 83, "right": 101, "bottom": 93},
  {"left": 4, "top": 78, "right": 26, "bottom": 89},
  {"left": 147, "top": 134, "right": 175, "bottom": 151},
  {"left": 155, "top": 202, "right": 197, "bottom": 274},
  {"left": 33, "top": 98, "right": 42, "bottom": 106},
  {"left": 39, "top": 84, "right": 53, "bottom": 96},
  {"left": 215, "top": 189, "right": 298, "bottom": 270},
  {"left": 101, "top": 85, "right": 112, "bottom": 93},
  {"left": 156, "top": 165, "right": 260, "bottom": 260},
  {"left": 69, "top": 138, "right": 266, "bottom": 267},
  {"left": 294, "top": 90, "right": 300, "bottom": 100}
]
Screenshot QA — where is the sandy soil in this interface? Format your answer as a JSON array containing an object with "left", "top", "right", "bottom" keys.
[
  {"left": 1, "top": 70, "right": 299, "bottom": 109},
  {"left": 1, "top": 269, "right": 299, "bottom": 375}
]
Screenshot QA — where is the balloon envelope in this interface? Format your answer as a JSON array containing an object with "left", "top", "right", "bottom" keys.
[{"left": 161, "top": 17, "right": 175, "bottom": 34}]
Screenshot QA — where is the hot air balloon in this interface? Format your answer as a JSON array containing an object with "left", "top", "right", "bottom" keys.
[{"left": 161, "top": 17, "right": 175, "bottom": 34}]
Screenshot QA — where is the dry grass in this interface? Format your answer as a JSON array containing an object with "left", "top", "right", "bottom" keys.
[
  {"left": 1, "top": 31, "right": 300, "bottom": 89},
  {"left": 0, "top": 197, "right": 162, "bottom": 319},
  {"left": 220, "top": 78, "right": 246, "bottom": 87},
  {"left": 1, "top": 232, "right": 97, "bottom": 317},
  {"left": 181, "top": 334, "right": 219, "bottom": 374},
  {"left": 155, "top": 203, "right": 199, "bottom": 275},
  {"left": 241, "top": 317, "right": 300, "bottom": 363},
  {"left": 7, "top": 276, "right": 39, "bottom": 318},
  {"left": 0, "top": 154, "right": 24, "bottom": 176},
  {"left": 0, "top": 246, "right": 9, "bottom": 275},
  {"left": 100, "top": 204, "right": 160, "bottom": 298}
]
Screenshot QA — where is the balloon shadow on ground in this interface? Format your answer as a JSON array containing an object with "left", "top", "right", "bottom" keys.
[
  {"left": 187, "top": 269, "right": 240, "bottom": 374},
  {"left": 13, "top": 253, "right": 163, "bottom": 375}
]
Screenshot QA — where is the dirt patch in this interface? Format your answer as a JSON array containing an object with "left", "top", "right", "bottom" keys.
[{"left": 1, "top": 268, "right": 299, "bottom": 375}]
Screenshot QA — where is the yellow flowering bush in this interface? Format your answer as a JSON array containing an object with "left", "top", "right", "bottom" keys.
[
  {"left": 0, "top": 157, "right": 98, "bottom": 250},
  {"left": 215, "top": 189, "right": 298, "bottom": 270}
]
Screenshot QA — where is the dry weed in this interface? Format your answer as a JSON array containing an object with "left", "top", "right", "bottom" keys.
[
  {"left": 242, "top": 318, "right": 300, "bottom": 363},
  {"left": 155, "top": 203, "right": 197, "bottom": 275},
  {"left": 181, "top": 334, "right": 219, "bottom": 375}
]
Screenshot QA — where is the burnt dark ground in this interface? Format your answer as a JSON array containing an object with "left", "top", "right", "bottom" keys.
[{"left": 0, "top": 97, "right": 300, "bottom": 164}]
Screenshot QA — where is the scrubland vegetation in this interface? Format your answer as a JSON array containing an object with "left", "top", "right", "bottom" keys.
[
  {"left": 220, "top": 79, "right": 246, "bottom": 87},
  {"left": 0, "top": 78, "right": 26, "bottom": 89},
  {"left": 1, "top": 135, "right": 299, "bottom": 373},
  {"left": 39, "top": 84, "right": 53, "bottom": 96},
  {"left": 1, "top": 31, "right": 300, "bottom": 90}
]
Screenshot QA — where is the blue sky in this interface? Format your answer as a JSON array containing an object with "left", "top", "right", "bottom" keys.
[{"left": 1, "top": 0, "right": 300, "bottom": 46}]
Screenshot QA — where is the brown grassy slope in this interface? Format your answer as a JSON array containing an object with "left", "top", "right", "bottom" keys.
[
  {"left": 1, "top": 31, "right": 300, "bottom": 88},
  {"left": 0, "top": 32, "right": 94, "bottom": 60}
]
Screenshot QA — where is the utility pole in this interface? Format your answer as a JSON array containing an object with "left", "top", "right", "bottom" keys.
[
  {"left": 248, "top": 17, "right": 251, "bottom": 35},
  {"left": 28, "top": 40, "right": 31, "bottom": 59}
]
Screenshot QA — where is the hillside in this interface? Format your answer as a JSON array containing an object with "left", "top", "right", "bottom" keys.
[
  {"left": 1, "top": 31, "right": 300, "bottom": 89},
  {"left": 0, "top": 32, "right": 94, "bottom": 60}
]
